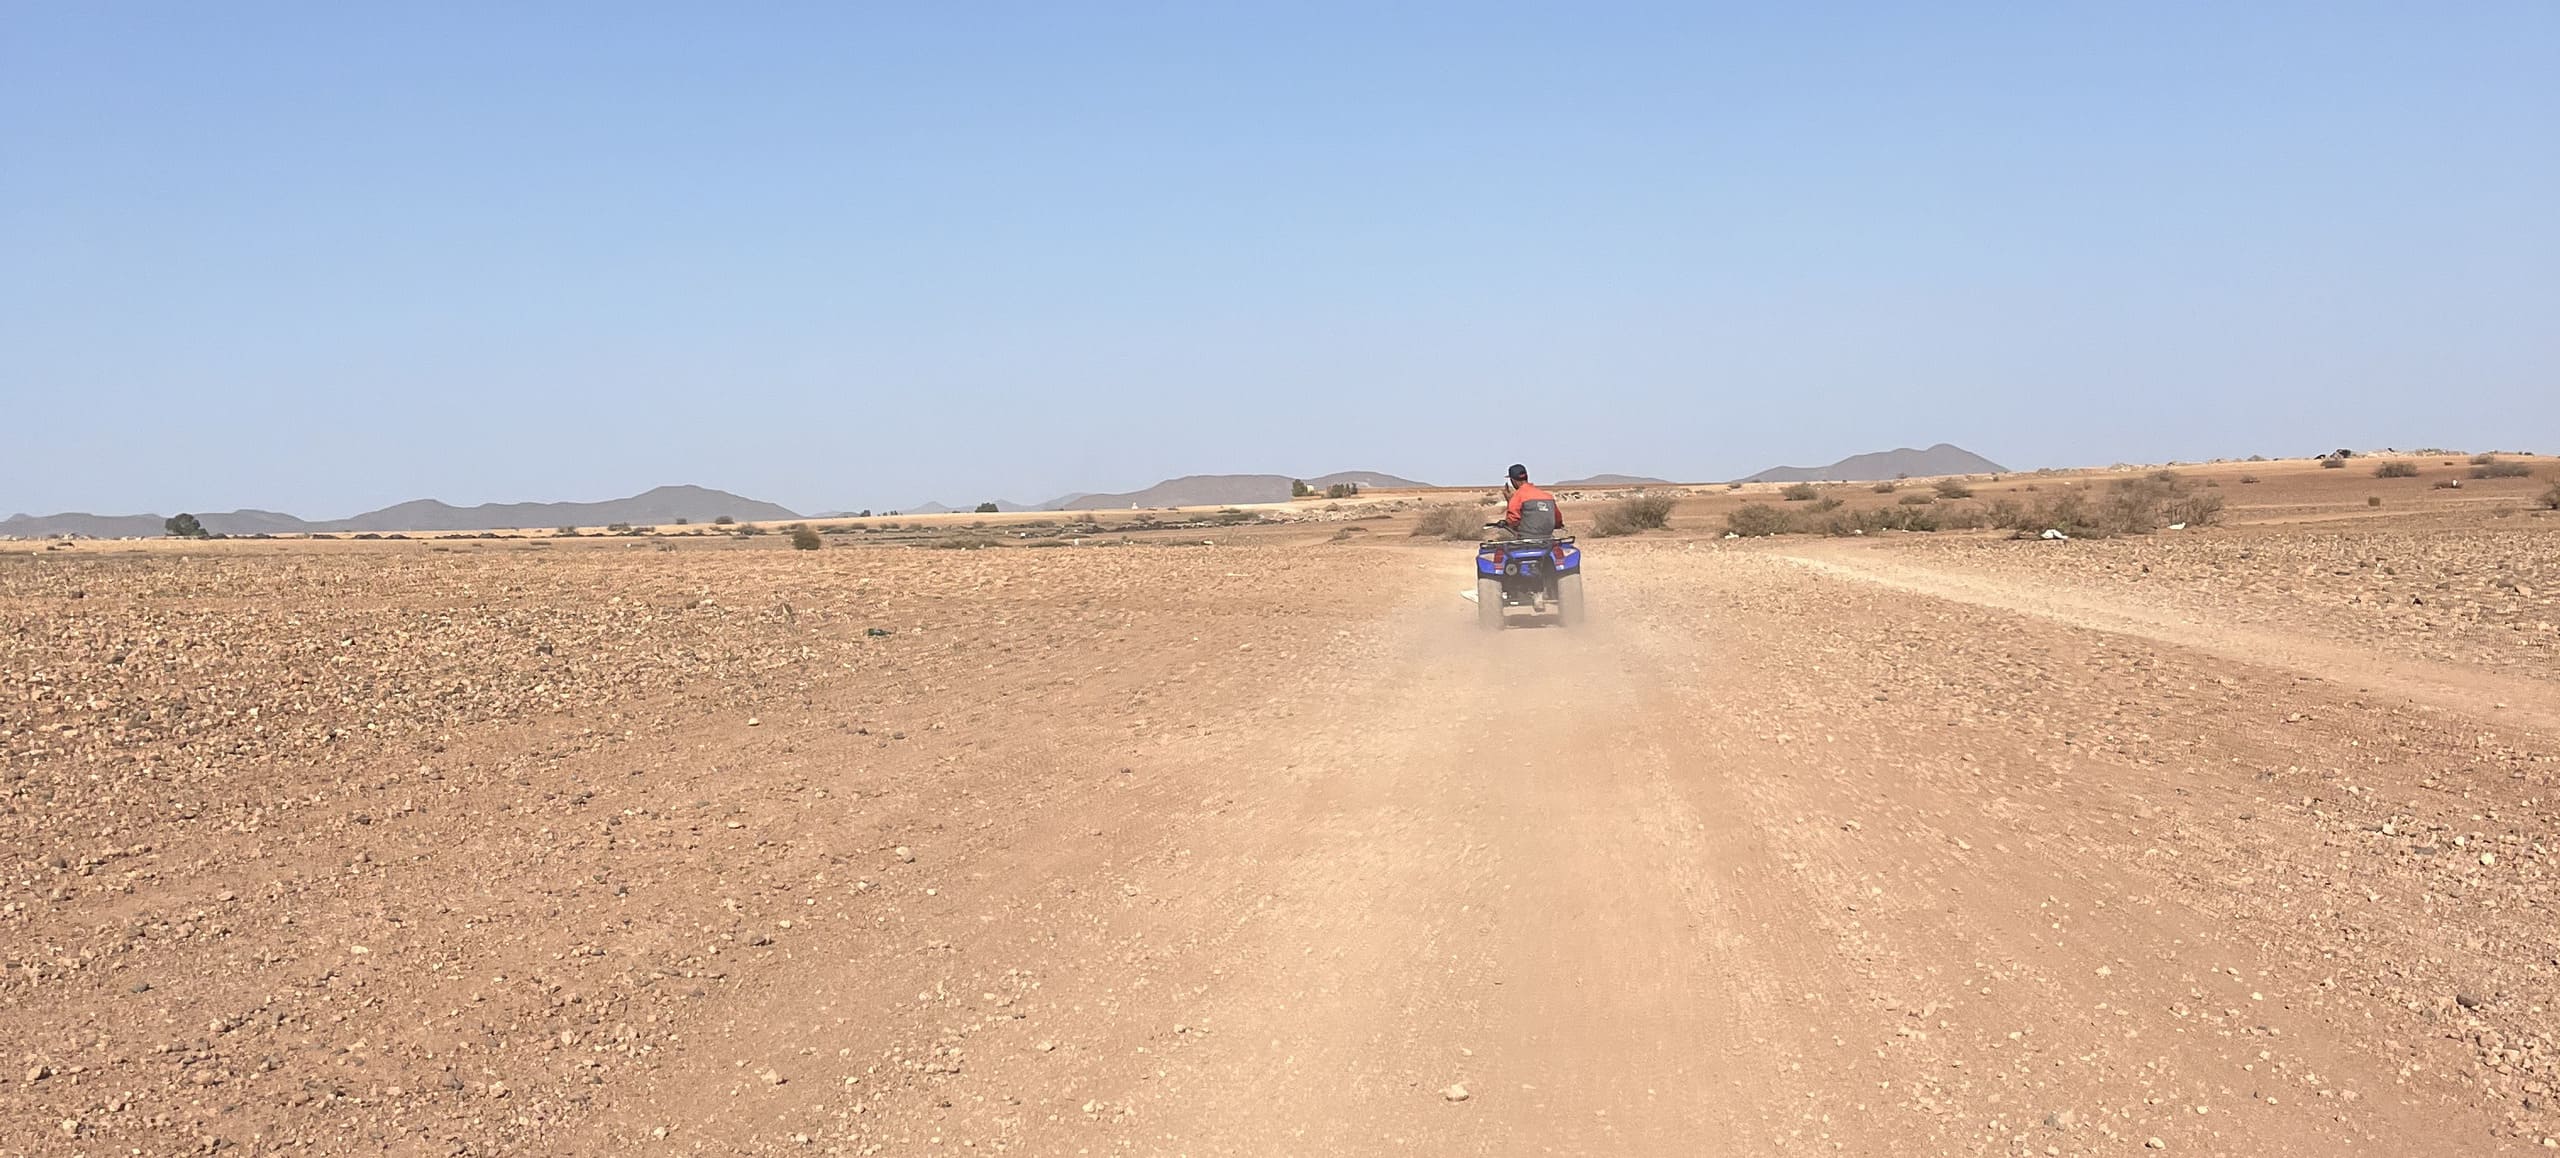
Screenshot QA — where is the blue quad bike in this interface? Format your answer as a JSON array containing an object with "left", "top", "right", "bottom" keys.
[{"left": 1475, "top": 524, "right": 1584, "bottom": 629}]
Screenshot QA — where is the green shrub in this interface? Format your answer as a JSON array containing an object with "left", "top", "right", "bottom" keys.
[
  {"left": 1591, "top": 494, "right": 1676, "bottom": 537},
  {"left": 975, "top": 502, "right": 1000, "bottom": 514},
  {"left": 1780, "top": 483, "right": 1820, "bottom": 502},
  {"left": 163, "top": 513, "right": 208, "bottom": 538},
  {"left": 1724, "top": 504, "right": 1794, "bottom": 537},
  {"left": 2373, "top": 461, "right": 2419, "bottom": 478}
]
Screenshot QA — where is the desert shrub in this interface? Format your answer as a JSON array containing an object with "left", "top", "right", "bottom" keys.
[
  {"left": 1411, "top": 504, "right": 1482, "bottom": 540},
  {"left": 2471, "top": 459, "right": 2533, "bottom": 479},
  {"left": 1898, "top": 493, "right": 1934, "bottom": 506},
  {"left": 2238, "top": 474, "right": 2260, "bottom": 484},
  {"left": 2373, "top": 461, "right": 2419, "bottom": 478},
  {"left": 2433, "top": 478, "right": 2461, "bottom": 490},
  {"left": 2367, "top": 496, "right": 2384, "bottom": 507},
  {"left": 1934, "top": 479, "right": 1974, "bottom": 499},
  {"left": 2471, "top": 453, "right": 2497, "bottom": 465},
  {"left": 713, "top": 515, "right": 735, "bottom": 525},
  {"left": 555, "top": 525, "right": 578, "bottom": 536},
  {"left": 736, "top": 523, "right": 766, "bottom": 536},
  {"left": 2322, "top": 457, "right": 2347, "bottom": 469},
  {"left": 1592, "top": 494, "right": 1677, "bottom": 537},
  {"left": 1988, "top": 474, "right": 2223, "bottom": 538},
  {"left": 1871, "top": 481, "right": 1898, "bottom": 494},
  {"left": 1780, "top": 483, "right": 1820, "bottom": 502},
  {"left": 789, "top": 526, "right": 821, "bottom": 550},
  {"left": 673, "top": 517, "right": 689, "bottom": 525},
  {"left": 2541, "top": 481, "right": 2560, "bottom": 511},
  {"left": 1724, "top": 503, "right": 1794, "bottom": 537},
  {"left": 1726, "top": 482, "right": 1744, "bottom": 490}
]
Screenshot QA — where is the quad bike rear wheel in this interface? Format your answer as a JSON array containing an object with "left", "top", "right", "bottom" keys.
[
  {"left": 1556, "top": 572, "right": 1585, "bottom": 627},
  {"left": 1477, "top": 577, "right": 1503, "bottom": 629}
]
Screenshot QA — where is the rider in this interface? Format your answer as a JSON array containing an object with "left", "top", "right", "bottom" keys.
[{"left": 1500, "top": 464, "right": 1563, "bottom": 537}]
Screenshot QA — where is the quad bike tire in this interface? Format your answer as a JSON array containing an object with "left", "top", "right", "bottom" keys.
[
  {"left": 1555, "top": 572, "right": 1585, "bottom": 627},
  {"left": 1477, "top": 577, "right": 1504, "bottom": 630}
]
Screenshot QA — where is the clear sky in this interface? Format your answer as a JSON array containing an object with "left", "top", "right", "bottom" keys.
[{"left": 5, "top": 2, "right": 2554, "bottom": 517}]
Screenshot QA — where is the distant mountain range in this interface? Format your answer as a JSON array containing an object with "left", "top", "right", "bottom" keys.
[
  {"left": 2, "top": 485, "right": 798, "bottom": 538},
  {"left": 1740, "top": 444, "right": 2007, "bottom": 483},
  {"left": 901, "top": 471, "right": 1436, "bottom": 513},
  {"left": 1555, "top": 474, "right": 1673, "bottom": 487}
]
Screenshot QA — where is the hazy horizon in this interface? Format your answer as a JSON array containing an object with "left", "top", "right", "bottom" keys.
[{"left": 7, "top": 4, "right": 2554, "bottom": 518}]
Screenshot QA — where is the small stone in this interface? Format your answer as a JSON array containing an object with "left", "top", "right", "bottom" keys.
[
  {"left": 1036, "top": 1041, "right": 1056, "bottom": 1053},
  {"left": 895, "top": 846, "right": 914, "bottom": 863},
  {"left": 2481, "top": 853, "right": 2497, "bottom": 867},
  {"left": 760, "top": 1069, "right": 785, "bottom": 1085},
  {"left": 1443, "top": 1083, "right": 1470, "bottom": 1102},
  {"left": 2146, "top": 1139, "right": 2165, "bottom": 1150},
  {"left": 2457, "top": 993, "right": 2484, "bottom": 1010},
  {"left": 747, "top": 717, "right": 761, "bottom": 727},
  {"left": 59, "top": 1119, "right": 79, "bottom": 1138},
  {"left": 25, "top": 1064, "right": 48, "bottom": 1083}
]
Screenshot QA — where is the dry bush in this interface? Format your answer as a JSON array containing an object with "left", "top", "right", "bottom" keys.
[
  {"left": 1934, "top": 479, "right": 1974, "bottom": 499},
  {"left": 1592, "top": 494, "right": 1677, "bottom": 537},
  {"left": 2471, "top": 453, "right": 2497, "bottom": 465},
  {"left": 1411, "top": 504, "right": 1483, "bottom": 540},
  {"left": 2238, "top": 474, "right": 2261, "bottom": 483},
  {"left": 789, "top": 526, "right": 822, "bottom": 551},
  {"left": 2367, "top": 495, "right": 2384, "bottom": 507},
  {"left": 1989, "top": 474, "right": 2223, "bottom": 538},
  {"left": 1724, "top": 503, "right": 1794, "bottom": 537},
  {"left": 1871, "top": 481, "right": 1898, "bottom": 494},
  {"left": 2322, "top": 457, "right": 2347, "bottom": 469},
  {"left": 2541, "top": 481, "right": 2560, "bottom": 510},
  {"left": 1898, "top": 493, "right": 1935, "bottom": 506},
  {"left": 2374, "top": 461, "right": 2420, "bottom": 478},
  {"left": 2471, "top": 459, "right": 2534, "bottom": 479},
  {"left": 1780, "top": 483, "right": 1821, "bottom": 502}
]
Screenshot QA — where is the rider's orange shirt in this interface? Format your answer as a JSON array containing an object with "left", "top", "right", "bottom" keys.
[{"left": 1506, "top": 482, "right": 1561, "bottom": 527}]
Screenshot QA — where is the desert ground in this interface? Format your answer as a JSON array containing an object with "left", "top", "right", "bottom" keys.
[{"left": 6, "top": 456, "right": 2559, "bottom": 1156}]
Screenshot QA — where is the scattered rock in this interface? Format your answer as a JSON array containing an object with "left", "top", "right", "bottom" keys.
[{"left": 1443, "top": 1083, "right": 1470, "bottom": 1102}]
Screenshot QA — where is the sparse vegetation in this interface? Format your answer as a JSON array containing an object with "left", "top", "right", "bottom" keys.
[
  {"left": 1986, "top": 474, "right": 2224, "bottom": 539},
  {"left": 1780, "top": 483, "right": 1820, "bottom": 502},
  {"left": 1871, "top": 481, "right": 1897, "bottom": 494},
  {"left": 1411, "top": 504, "right": 1482, "bottom": 540},
  {"left": 2238, "top": 474, "right": 2261, "bottom": 484},
  {"left": 555, "top": 525, "right": 579, "bottom": 536},
  {"left": 2471, "top": 453, "right": 2498, "bottom": 465},
  {"left": 2322, "top": 457, "right": 2347, "bottom": 469},
  {"left": 2374, "top": 461, "right": 2419, "bottom": 478},
  {"left": 163, "top": 513, "right": 208, "bottom": 539},
  {"left": 1591, "top": 494, "right": 1677, "bottom": 537},
  {"left": 789, "top": 526, "right": 821, "bottom": 550},
  {"left": 2541, "top": 480, "right": 2560, "bottom": 511},
  {"left": 1934, "top": 479, "right": 1974, "bottom": 499},
  {"left": 1325, "top": 482, "right": 1360, "bottom": 499},
  {"left": 1898, "top": 493, "right": 1934, "bottom": 506},
  {"left": 975, "top": 502, "right": 1000, "bottom": 514},
  {"left": 2471, "top": 458, "right": 2533, "bottom": 479},
  {"left": 2368, "top": 496, "right": 2384, "bottom": 507},
  {"left": 1724, "top": 504, "right": 1793, "bottom": 537},
  {"left": 713, "top": 515, "right": 735, "bottom": 525}
]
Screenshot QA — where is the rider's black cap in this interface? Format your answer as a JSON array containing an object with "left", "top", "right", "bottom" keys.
[{"left": 1507, "top": 463, "right": 1528, "bottom": 481}]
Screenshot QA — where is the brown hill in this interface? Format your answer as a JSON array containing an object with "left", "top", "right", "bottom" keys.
[{"left": 1740, "top": 444, "right": 2007, "bottom": 483}]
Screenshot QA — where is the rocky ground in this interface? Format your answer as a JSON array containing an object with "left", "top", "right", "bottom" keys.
[{"left": 4, "top": 502, "right": 2557, "bottom": 1155}]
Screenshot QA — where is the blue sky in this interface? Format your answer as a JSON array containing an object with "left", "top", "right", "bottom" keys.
[{"left": 4, "top": 2, "right": 2554, "bottom": 516}]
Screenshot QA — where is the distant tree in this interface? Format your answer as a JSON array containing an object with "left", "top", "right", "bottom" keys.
[
  {"left": 1325, "top": 483, "right": 1359, "bottom": 499},
  {"left": 556, "top": 525, "right": 578, "bottom": 536},
  {"left": 673, "top": 517, "right": 689, "bottom": 525},
  {"left": 713, "top": 515, "right": 735, "bottom": 525},
  {"left": 975, "top": 502, "right": 1000, "bottom": 514},
  {"left": 164, "top": 513, "right": 207, "bottom": 538},
  {"left": 1291, "top": 479, "right": 1313, "bottom": 498},
  {"left": 857, "top": 509, "right": 873, "bottom": 518}
]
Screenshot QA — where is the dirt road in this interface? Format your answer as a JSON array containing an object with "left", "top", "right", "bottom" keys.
[{"left": 8, "top": 530, "right": 2557, "bottom": 1155}]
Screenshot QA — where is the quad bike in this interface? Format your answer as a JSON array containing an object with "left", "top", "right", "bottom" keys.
[{"left": 1475, "top": 515, "right": 1583, "bottom": 630}]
